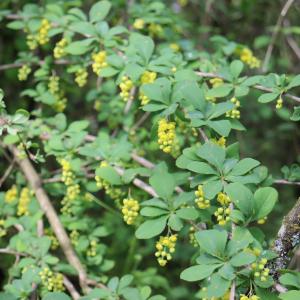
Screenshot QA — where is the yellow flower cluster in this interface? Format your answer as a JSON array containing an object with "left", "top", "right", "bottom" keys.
[
  {"left": 92, "top": 51, "right": 108, "bottom": 75},
  {"left": 87, "top": 239, "right": 97, "bottom": 257},
  {"left": 195, "top": 185, "right": 210, "bottom": 209},
  {"left": 251, "top": 258, "right": 269, "bottom": 282},
  {"left": 214, "top": 192, "right": 231, "bottom": 226},
  {"left": 0, "top": 219, "right": 7, "bottom": 238},
  {"left": 38, "top": 19, "right": 51, "bottom": 45},
  {"left": 257, "top": 216, "right": 267, "bottom": 224},
  {"left": 169, "top": 43, "right": 180, "bottom": 52},
  {"left": 239, "top": 48, "right": 260, "bottom": 69},
  {"left": 26, "top": 34, "right": 38, "bottom": 50},
  {"left": 119, "top": 76, "right": 134, "bottom": 102},
  {"left": 54, "top": 38, "right": 68, "bottom": 59},
  {"left": 39, "top": 268, "right": 64, "bottom": 291},
  {"left": 75, "top": 68, "right": 88, "bottom": 87},
  {"left": 148, "top": 23, "right": 163, "bottom": 37},
  {"left": 139, "top": 71, "right": 157, "bottom": 105},
  {"left": 155, "top": 234, "right": 177, "bottom": 266},
  {"left": 189, "top": 226, "right": 198, "bottom": 247},
  {"left": 5, "top": 185, "right": 18, "bottom": 203},
  {"left": 45, "top": 229, "right": 59, "bottom": 250},
  {"left": 70, "top": 230, "right": 79, "bottom": 246},
  {"left": 240, "top": 295, "right": 260, "bottom": 300},
  {"left": 59, "top": 159, "right": 80, "bottom": 215},
  {"left": 18, "top": 65, "right": 31, "bottom": 81},
  {"left": 17, "top": 187, "right": 31, "bottom": 216},
  {"left": 48, "top": 75, "right": 60, "bottom": 94},
  {"left": 226, "top": 97, "right": 240, "bottom": 119},
  {"left": 211, "top": 136, "right": 226, "bottom": 148},
  {"left": 53, "top": 93, "right": 67, "bottom": 112},
  {"left": 140, "top": 71, "right": 157, "bottom": 84},
  {"left": 157, "top": 119, "right": 176, "bottom": 153},
  {"left": 209, "top": 78, "right": 224, "bottom": 88},
  {"left": 133, "top": 18, "right": 145, "bottom": 30},
  {"left": 276, "top": 97, "right": 283, "bottom": 109},
  {"left": 60, "top": 159, "right": 75, "bottom": 185},
  {"left": 121, "top": 198, "right": 140, "bottom": 225}
]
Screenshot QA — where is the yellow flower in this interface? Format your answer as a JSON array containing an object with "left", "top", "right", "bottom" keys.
[
  {"left": 39, "top": 268, "right": 64, "bottom": 291},
  {"left": 48, "top": 75, "right": 60, "bottom": 94},
  {"left": 148, "top": 23, "right": 163, "bottom": 37},
  {"left": 92, "top": 51, "right": 108, "bottom": 75},
  {"left": 18, "top": 65, "right": 31, "bottom": 81},
  {"left": 239, "top": 48, "right": 260, "bottom": 69},
  {"left": 0, "top": 219, "right": 7, "bottom": 237},
  {"left": 195, "top": 185, "right": 210, "bottom": 209},
  {"left": 5, "top": 185, "right": 18, "bottom": 203},
  {"left": 17, "top": 187, "right": 31, "bottom": 216},
  {"left": 121, "top": 198, "right": 140, "bottom": 225},
  {"left": 157, "top": 119, "right": 176, "bottom": 153},
  {"left": 155, "top": 234, "right": 177, "bottom": 266},
  {"left": 133, "top": 18, "right": 145, "bottom": 30},
  {"left": 209, "top": 78, "right": 224, "bottom": 88},
  {"left": 226, "top": 97, "right": 241, "bottom": 119},
  {"left": 140, "top": 71, "right": 157, "bottom": 84},
  {"left": 75, "top": 68, "right": 88, "bottom": 87},
  {"left": 169, "top": 43, "right": 180, "bottom": 52},
  {"left": 275, "top": 97, "right": 283, "bottom": 109},
  {"left": 37, "top": 19, "right": 51, "bottom": 45},
  {"left": 54, "top": 38, "right": 68, "bottom": 59},
  {"left": 119, "top": 76, "right": 134, "bottom": 102}
]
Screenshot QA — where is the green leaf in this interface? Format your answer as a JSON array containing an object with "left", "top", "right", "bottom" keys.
[
  {"left": 176, "top": 207, "right": 198, "bottom": 220},
  {"left": 150, "top": 170, "right": 175, "bottom": 199},
  {"left": 206, "top": 84, "right": 233, "bottom": 98},
  {"left": 253, "top": 187, "right": 278, "bottom": 220},
  {"left": 65, "top": 39, "right": 94, "bottom": 55},
  {"left": 13, "top": 109, "right": 30, "bottom": 124},
  {"left": 180, "top": 264, "right": 219, "bottom": 282},
  {"left": 229, "top": 251, "right": 256, "bottom": 267},
  {"left": 287, "top": 75, "right": 300, "bottom": 90},
  {"left": 42, "top": 292, "right": 71, "bottom": 300},
  {"left": 7, "top": 20, "right": 25, "bottom": 30},
  {"left": 290, "top": 106, "right": 300, "bottom": 121},
  {"left": 168, "top": 214, "right": 183, "bottom": 231},
  {"left": 96, "top": 166, "right": 122, "bottom": 185},
  {"left": 218, "top": 263, "right": 235, "bottom": 280},
  {"left": 186, "top": 161, "right": 218, "bottom": 175},
  {"left": 225, "top": 183, "right": 253, "bottom": 216},
  {"left": 230, "top": 60, "right": 244, "bottom": 78},
  {"left": 196, "top": 143, "right": 226, "bottom": 170},
  {"left": 205, "top": 274, "right": 231, "bottom": 298},
  {"left": 203, "top": 180, "right": 223, "bottom": 199},
  {"left": 279, "top": 273, "right": 300, "bottom": 288},
  {"left": 229, "top": 158, "right": 260, "bottom": 176},
  {"left": 140, "top": 207, "right": 168, "bottom": 217},
  {"left": 68, "top": 120, "right": 89, "bottom": 132},
  {"left": 135, "top": 216, "right": 168, "bottom": 239},
  {"left": 258, "top": 92, "right": 279, "bottom": 103},
  {"left": 130, "top": 33, "right": 154, "bottom": 63},
  {"left": 207, "top": 120, "right": 232, "bottom": 137},
  {"left": 89, "top": 0, "right": 111, "bottom": 22},
  {"left": 279, "top": 291, "right": 300, "bottom": 300},
  {"left": 195, "top": 229, "right": 228, "bottom": 257}
]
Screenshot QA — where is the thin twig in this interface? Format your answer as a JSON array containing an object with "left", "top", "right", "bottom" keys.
[
  {"left": 283, "top": 19, "right": 300, "bottom": 60},
  {"left": 124, "top": 87, "right": 136, "bottom": 114},
  {"left": 229, "top": 280, "right": 235, "bottom": 300},
  {"left": 131, "top": 112, "right": 151, "bottom": 132},
  {"left": 63, "top": 276, "right": 81, "bottom": 300},
  {"left": 262, "top": 0, "right": 295, "bottom": 72},
  {"left": 0, "top": 248, "right": 27, "bottom": 256},
  {"left": 199, "top": 128, "right": 209, "bottom": 142},
  {"left": 195, "top": 71, "right": 300, "bottom": 103},
  {"left": 274, "top": 179, "right": 300, "bottom": 186},
  {"left": 0, "top": 59, "right": 69, "bottom": 71},
  {"left": 0, "top": 159, "right": 15, "bottom": 187}
]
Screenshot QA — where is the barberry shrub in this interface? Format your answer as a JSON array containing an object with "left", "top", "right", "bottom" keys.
[{"left": 0, "top": 1, "right": 300, "bottom": 300}]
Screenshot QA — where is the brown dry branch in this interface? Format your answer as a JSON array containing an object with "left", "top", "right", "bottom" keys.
[{"left": 8, "top": 145, "right": 90, "bottom": 292}]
